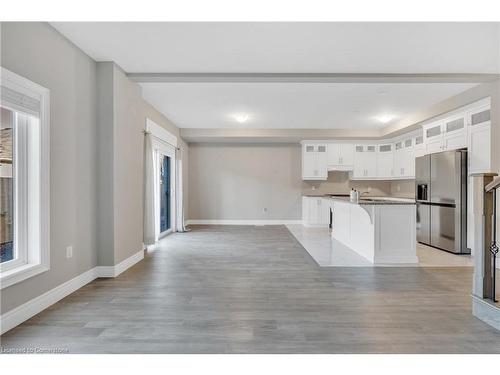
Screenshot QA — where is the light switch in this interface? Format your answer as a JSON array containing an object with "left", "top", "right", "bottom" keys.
[{"left": 66, "top": 246, "right": 73, "bottom": 259}]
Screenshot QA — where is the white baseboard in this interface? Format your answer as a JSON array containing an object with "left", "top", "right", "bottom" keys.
[
  {"left": 0, "top": 267, "right": 98, "bottom": 335},
  {"left": 302, "top": 223, "right": 329, "bottom": 228},
  {"left": 0, "top": 249, "right": 145, "bottom": 335},
  {"left": 95, "top": 249, "right": 144, "bottom": 278},
  {"left": 472, "top": 294, "right": 500, "bottom": 331},
  {"left": 185, "top": 219, "right": 302, "bottom": 226}
]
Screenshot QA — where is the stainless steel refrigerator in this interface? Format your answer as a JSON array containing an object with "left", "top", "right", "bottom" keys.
[{"left": 415, "top": 150, "right": 469, "bottom": 254}]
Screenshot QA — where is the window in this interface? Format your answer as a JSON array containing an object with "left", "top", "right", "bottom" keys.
[
  {"left": 0, "top": 67, "right": 50, "bottom": 289},
  {"left": 1, "top": 107, "right": 14, "bottom": 265}
]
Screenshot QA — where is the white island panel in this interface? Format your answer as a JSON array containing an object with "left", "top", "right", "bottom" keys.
[
  {"left": 331, "top": 199, "right": 417, "bottom": 264},
  {"left": 349, "top": 203, "right": 375, "bottom": 262}
]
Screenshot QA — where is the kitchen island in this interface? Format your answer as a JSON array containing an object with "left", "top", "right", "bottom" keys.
[{"left": 330, "top": 197, "right": 418, "bottom": 264}]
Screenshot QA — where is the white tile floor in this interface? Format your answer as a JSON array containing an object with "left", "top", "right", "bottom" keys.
[{"left": 286, "top": 224, "right": 474, "bottom": 267}]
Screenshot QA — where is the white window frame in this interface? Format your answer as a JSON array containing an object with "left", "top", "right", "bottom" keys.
[{"left": 0, "top": 67, "right": 50, "bottom": 289}]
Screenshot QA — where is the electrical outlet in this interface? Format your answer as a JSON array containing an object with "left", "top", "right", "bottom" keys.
[{"left": 66, "top": 246, "right": 73, "bottom": 259}]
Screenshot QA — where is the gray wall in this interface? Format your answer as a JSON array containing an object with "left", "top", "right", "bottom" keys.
[
  {"left": 112, "top": 64, "right": 145, "bottom": 264},
  {"left": 187, "top": 143, "right": 402, "bottom": 221},
  {"left": 0, "top": 23, "right": 186, "bottom": 314},
  {"left": 96, "top": 62, "right": 187, "bottom": 265},
  {"left": 188, "top": 143, "right": 303, "bottom": 220},
  {"left": 96, "top": 62, "right": 115, "bottom": 266},
  {"left": 1, "top": 22, "right": 98, "bottom": 313}
]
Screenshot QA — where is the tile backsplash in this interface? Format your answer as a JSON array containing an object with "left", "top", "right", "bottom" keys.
[
  {"left": 390, "top": 179, "right": 416, "bottom": 198},
  {"left": 302, "top": 171, "right": 391, "bottom": 196},
  {"left": 302, "top": 171, "right": 415, "bottom": 198}
]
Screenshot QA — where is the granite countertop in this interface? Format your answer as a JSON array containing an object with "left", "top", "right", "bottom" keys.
[
  {"left": 302, "top": 194, "right": 350, "bottom": 197},
  {"left": 327, "top": 196, "right": 416, "bottom": 205}
]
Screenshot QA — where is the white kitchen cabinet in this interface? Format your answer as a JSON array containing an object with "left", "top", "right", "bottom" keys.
[
  {"left": 327, "top": 143, "right": 341, "bottom": 165},
  {"left": 423, "top": 121, "right": 445, "bottom": 154},
  {"left": 393, "top": 137, "right": 415, "bottom": 179},
  {"left": 327, "top": 143, "right": 354, "bottom": 170},
  {"left": 352, "top": 145, "right": 377, "bottom": 179},
  {"left": 467, "top": 105, "right": 491, "bottom": 174},
  {"left": 376, "top": 144, "right": 394, "bottom": 178},
  {"left": 443, "top": 114, "right": 467, "bottom": 150},
  {"left": 423, "top": 113, "right": 467, "bottom": 154},
  {"left": 302, "top": 196, "right": 330, "bottom": 227},
  {"left": 302, "top": 143, "right": 328, "bottom": 180},
  {"left": 414, "top": 135, "right": 425, "bottom": 157}
]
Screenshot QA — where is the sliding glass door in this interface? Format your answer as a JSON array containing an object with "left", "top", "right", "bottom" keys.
[
  {"left": 157, "top": 146, "right": 175, "bottom": 238},
  {"left": 159, "top": 154, "right": 171, "bottom": 234}
]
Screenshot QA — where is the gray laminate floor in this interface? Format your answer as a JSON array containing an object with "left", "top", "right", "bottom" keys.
[{"left": 1, "top": 225, "right": 499, "bottom": 353}]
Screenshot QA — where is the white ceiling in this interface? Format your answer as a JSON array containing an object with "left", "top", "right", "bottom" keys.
[
  {"left": 50, "top": 22, "right": 498, "bottom": 131},
  {"left": 141, "top": 82, "right": 477, "bottom": 129},
  {"left": 51, "top": 22, "right": 500, "bottom": 74}
]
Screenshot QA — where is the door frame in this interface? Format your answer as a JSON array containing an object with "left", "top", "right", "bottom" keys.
[{"left": 146, "top": 118, "right": 178, "bottom": 242}]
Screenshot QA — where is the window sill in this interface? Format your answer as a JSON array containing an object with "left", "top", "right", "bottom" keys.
[{"left": 0, "top": 262, "right": 50, "bottom": 289}]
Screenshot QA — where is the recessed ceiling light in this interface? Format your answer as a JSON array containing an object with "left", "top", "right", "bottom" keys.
[
  {"left": 234, "top": 114, "right": 249, "bottom": 123},
  {"left": 377, "top": 114, "right": 394, "bottom": 124}
]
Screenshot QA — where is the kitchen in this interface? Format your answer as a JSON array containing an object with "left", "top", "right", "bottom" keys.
[{"left": 291, "top": 97, "right": 491, "bottom": 267}]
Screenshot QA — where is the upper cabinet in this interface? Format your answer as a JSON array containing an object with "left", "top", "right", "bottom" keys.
[
  {"left": 327, "top": 144, "right": 354, "bottom": 170},
  {"left": 302, "top": 143, "right": 328, "bottom": 180},
  {"left": 423, "top": 122, "right": 445, "bottom": 154},
  {"left": 420, "top": 98, "right": 491, "bottom": 175},
  {"left": 443, "top": 114, "right": 467, "bottom": 150},
  {"left": 423, "top": 114, "right": 467, "bottom": 154},
  {"left": 414, "top": 134, "right": 425, "bottom": 157},
  {"left": 302, "top": 136, "right": 419, "bottom": 182},
  {"left": 468, "top": 104, "right": 491, "bottom": 174},
  {"left": 393, "top": 137, "right": 415, "bottom": 179},
  {"left": 300, "top": 98, "right": 491, "bottom": 181},
  {"left": 352, "top": 145, "right": 377, "bottom": 179},
  {"left": 376, "top": 143, "right": 394, "bottom": 179}
]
